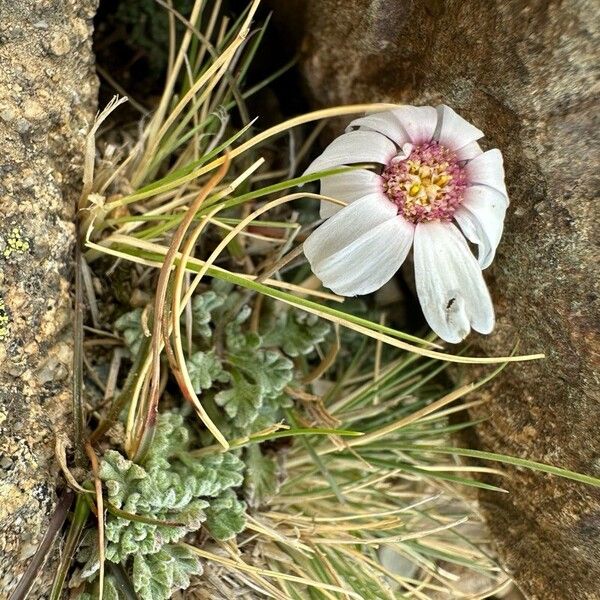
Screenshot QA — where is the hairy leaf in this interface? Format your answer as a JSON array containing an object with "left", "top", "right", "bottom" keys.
[
  {"left": 189, "top": 291, "right": 225, "bottom": 340},
  {"left": 114, "top": 308, "right": 146, "bottom": 357},
  {"left": 163, "top": 544, "right": 204, "bottom": 590},
  {"left": 144, "top": 412, "right": 190, "bottom": 471},
  {"left": 100, "top": 450, "right": 147, "bottom": 508},
  {"left": 214, "top": 372, "right": 264, "bottom": 430},
  {"left": 94, "top": 413, "right": 245, "bottom": 564},
  {"left": 228, "top": 349, "right": 293, "bottom": 397},
  {"left": 177, "top": 451, "right": 245, "bottom": 497},
  {"left": 245, "top": 445, "right": 278, "bottom": 508},
  {"left": 133, "top": 550, "right": 173, "bottom": 600},
  {"left": 204, "top": 490, "right": 247, "bottom": 540},
  {"left": 186, "top": 350, "right": 230, "bottom": 393},
  {"left": 132, "top": 544, "right": 203, "bottom": 600},
  {"left": 262, "top": 309, "right": 331, "bottom": 357}
]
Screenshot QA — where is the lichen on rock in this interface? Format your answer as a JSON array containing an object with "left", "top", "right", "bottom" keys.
[{"left": 0, "top": 0, "right": 98, "bottom": 595}]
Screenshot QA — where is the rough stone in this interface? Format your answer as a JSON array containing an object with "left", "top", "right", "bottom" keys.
[
  {"left": 0, "top": 0, "right": 98, "bottom": 595},
  {"left": 266, "top": 1, "right": 600, "bottom": 598}
]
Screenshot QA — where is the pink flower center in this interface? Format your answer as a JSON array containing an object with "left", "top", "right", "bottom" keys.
[{"left": 382, "top": 142, "right": 466, "bottom": 223}]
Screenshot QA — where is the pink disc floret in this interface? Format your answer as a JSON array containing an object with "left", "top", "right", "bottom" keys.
[{"left": 382, "top": 142, "right": 467, "bottom": 223}]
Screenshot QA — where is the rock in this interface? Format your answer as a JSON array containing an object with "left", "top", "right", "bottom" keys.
[
  {"left": 0, "top": 0, "right": 98, "bottom": 595},
  {"left": 265, "top": 1, "right": 600, "bottom": 598}
]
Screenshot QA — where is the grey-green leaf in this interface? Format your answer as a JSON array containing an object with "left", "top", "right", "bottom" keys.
[
  {"left": 214, "top": 374, "right": 264, "bottom": 429},
  {"left": 245, "top": 445, "right": 279, "bottom": 508},
  {"left": 133, "top": 551, "right": 174, "bottom": 600},
  {"left": 189, "top": 291, "right": 225, "bottom": 340},
  {"left": 262, "top": 309, "right": 330, "bottom": 357},
  {"left": 186, "top": 350, "right": 230, "bottom": 393},
  {"left": 162, "top": 544, "right": 204, "bottom": 590},
  {"left": 178, "top": 451, "right": 245, "bottom": 497},
  {"left": 228, "top": 349, "right": 293, "bottom": 397},
  {"left": 204, "top": 490, "right": 247, "bottom": 541},
  {"left": 99, "top": 450, "right": 147, "bottom": 508},
  {"left": 114, "top": 308, "right": 146, "bottom": 356}
]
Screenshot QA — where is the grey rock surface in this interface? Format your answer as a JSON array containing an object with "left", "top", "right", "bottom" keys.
[
  {"left": 267, "top": 1, "right": 600, "bottom": 598},
  {"left": 0, "top": 0, "right": 98, "bottom": 594}
]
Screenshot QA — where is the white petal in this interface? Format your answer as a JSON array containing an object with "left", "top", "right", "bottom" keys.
[
  {"left": 346, "top": 111, "right": 411, "bottom": 146},
  {"left": 455, "top": 185, "right": 507, "bottom": 269},
  {"left": 319, "top": 169, "right": 384, "bottom": 218},
  {"left": 304, "top": 130, "right": 396, "bottom": 175},
  {"left": 304, "top": 194, "right": 414, "bottom": 296},
  {"left": 390, "top": 106, "right": 438, "bottom": 145},
  {"left": 456, "top": 141, "right": 483, "bottom": 162},
  {"left": 436, "top": 105, "right": 484, "bottom": 152},
  {"left": 414, "top": 222, "right": 494, "bottom": 343},
  {"left": 465, "top": 149, "right": 508, "bottom": 198},
  {"left": 305, "top": 193, "right": 397, "bottom": 261},
  {"left": 314, "top": 218, "right": 414, "bottom": 296}
]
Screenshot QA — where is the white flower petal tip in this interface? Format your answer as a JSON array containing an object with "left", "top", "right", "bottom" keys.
[
  {"left": 346, "top": 111, "right": 410, "bottom": 146},
  {"left": 456, "top": 185, "right": 507, "bottom": 269},
  {"left": 319, "top": 169, "right": 384, "bottom": 218},
  {"left": 391, "top": 106, "right": 438, "bottom": 145},
  {"left": 465, "top": 149, "right": 509, "bottom": 200},
  {"left": 303, "top": 130, "right": 397, "bottom": 176},
  {"left": 456, "top": 141, "right": 483, "bottom": 162},
  {"left": 436, "top": 105, "right": 484, "bottom": 152},
  {"left": 414, "top": 222, "right": 494, "bottom": 343},
  {"left": 304, "top": 195, "right": 414, "bottom": 297}
]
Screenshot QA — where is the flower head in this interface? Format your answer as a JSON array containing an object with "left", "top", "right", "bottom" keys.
[{"left": 303, "top": 105, "right": 508, "bottom": 343}]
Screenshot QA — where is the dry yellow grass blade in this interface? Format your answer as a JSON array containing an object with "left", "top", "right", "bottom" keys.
[
  {"left": 335, "top": 546, "right": 443, "bottom": 600},
  {"left": 186, "top": 191, "right": 323, "bottom": 285},
  {"left": 309, "top": 516, "right": 469, "bottom": 546},
  {"left": 86, "top": 234, "right": 342, "bottom": 301},
  {"left": 183, "top": 544, "right": 364, "bottom": 599},
  {"left": 131, "top": 0, "right": 247, "bottom": 186},
  {"left": 132, "top": 158, "right": 231, "bottom": 457},
  {"left": 169, "top": 204, "right": 231, "bottom": 448},
  {"left": 285, "top": 383, "right": 477, "bottom": 468},
  {"left": 245, "top": 517, "right": 314, "bottom": 555},
  {"left": 103, "top": 103, "right": 399, "bottom": 213},
  {"left": 145, "top": 189, "right": 544, "bottom": 363},
  {"left": 81, "top": 95, "right": 129, "bottom": 204},
  {"left": 264, "top": 292, "right": 543, "bottom": 364}
]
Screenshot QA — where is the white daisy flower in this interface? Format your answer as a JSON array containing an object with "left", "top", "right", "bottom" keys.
[{"left": 303, "top": 105, "right": 508, "bottom": 343}]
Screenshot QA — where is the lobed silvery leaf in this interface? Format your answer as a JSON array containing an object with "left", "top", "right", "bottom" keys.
[
  {"left": 262, "top": 309, "right": 331, "bottom": 357},
  {"left": 133, "top": 550, "right": 173, "bottom": 600},
  {"left": 186, "top": 350, "right": 230, "bottom": 393},
  {"left": 114, "top": 308, "right": 146, "bottom": 357},
  {"left": 251, "top": 393, "right": 293, "bottom": 434},
  {"left": 224, "top": 317, "right": 260, "bottom": 355},
  {"left": 245, "top": 445, "right": 279, "bottom": 508},
  {"left": 204, "top": 489, "right": 247, "bottom": 541},
  {"left": 99, "top": 450, "right": 146, "bottom": 508},
  {"left": 214, "top": 373, "right": 264, "bottom": 430},
  {"left": 189, "top": 291, "right": 225, "bottom": 340},
  {"left": 144, "top": 412, "right": 189, "bottom": 471},
  {"left": 163, "top": 544, "right": 204, "bottom": 590},
  {"left": 132, "top": 544, "right": 203, "bottom": 600},
  {"left": 228, "top": 349, "right": 294, "bottom": 397},
  {"left": 177, "top": 451, "right": 245, "bottom": 498},
  {"left": 78, "top": 573, "right": 123, "bottom": 600}
]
